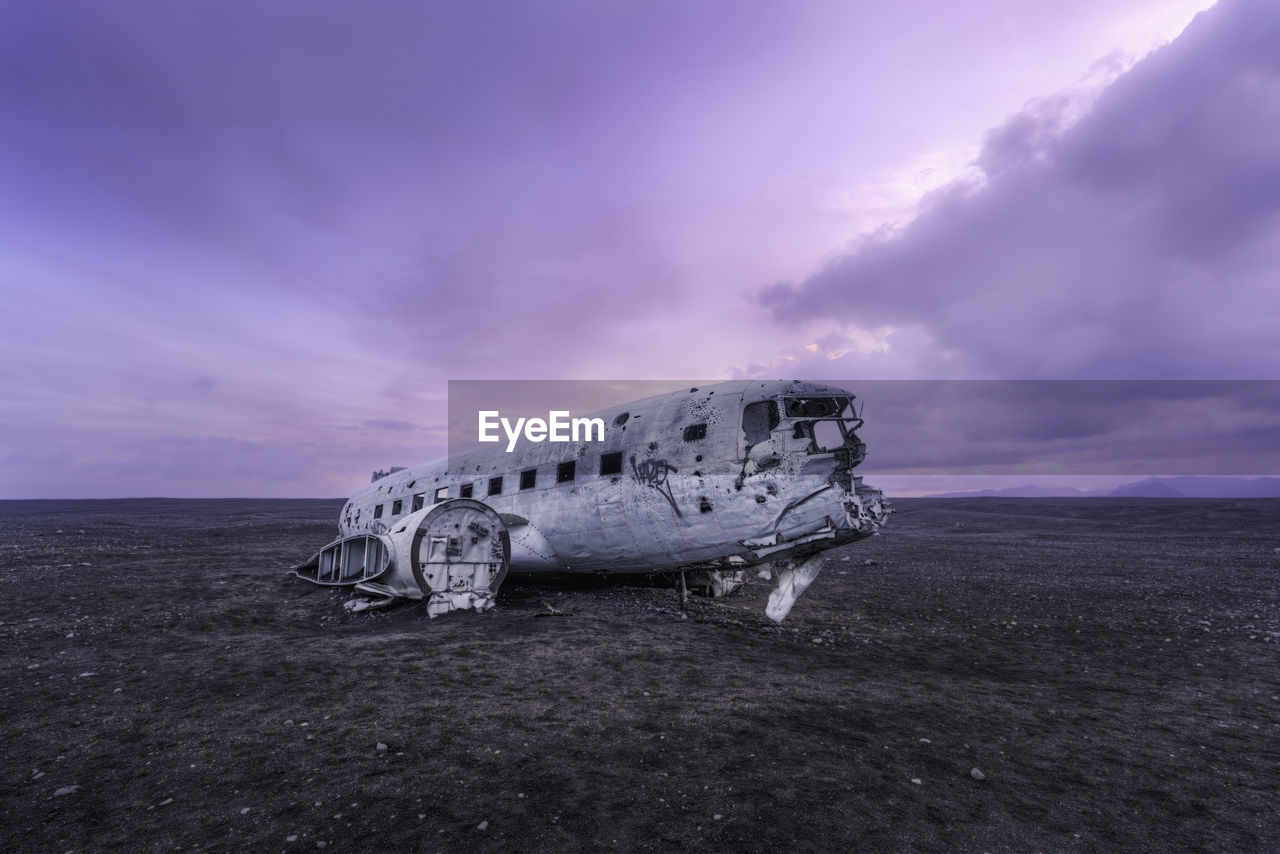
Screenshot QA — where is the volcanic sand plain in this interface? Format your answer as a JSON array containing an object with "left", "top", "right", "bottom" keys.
[{"left": 2, "top": 497, "right": 1278, "bottom": 852}]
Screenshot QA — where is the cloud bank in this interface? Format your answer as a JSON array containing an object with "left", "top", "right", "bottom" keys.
[{"left": 761, "top": 0, "right": 1280, "bottom": 380}]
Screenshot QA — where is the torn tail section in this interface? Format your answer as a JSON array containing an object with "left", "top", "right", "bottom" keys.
[
  {"left": 296, "top": 499, "right": 511, "bottom": 619},
  {"left": 293, "top": 533, "right": 392, "bottom": 586}
]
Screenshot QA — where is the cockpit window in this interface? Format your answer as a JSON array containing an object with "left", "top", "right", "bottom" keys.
[
  {"left": 741, "top": 400, "right": 779, "bottom": 445},
  {"left": 782, "top": 396, "right": 860, "bottom": 453},
  {"left": 784, "top": 397, "right": 849, "bottom": 418}
]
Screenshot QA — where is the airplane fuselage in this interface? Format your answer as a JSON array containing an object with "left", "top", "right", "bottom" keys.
[{"left": 335, "top": 380, "right": 890, "bottom": 577}]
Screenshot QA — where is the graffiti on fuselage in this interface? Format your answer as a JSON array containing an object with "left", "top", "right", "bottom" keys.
[{"left": 630, "top": 456, "right": 682, "bottom": 518}]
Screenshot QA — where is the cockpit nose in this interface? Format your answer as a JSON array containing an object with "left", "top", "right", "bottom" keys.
[
  {"left": 780, "top": 395, "right": 862, "bottom": 454},
  {"left": 739, "top": 389, "right": 872, "bottom": 489}
]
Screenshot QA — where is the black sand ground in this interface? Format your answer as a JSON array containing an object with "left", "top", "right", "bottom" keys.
[{"left": 2, "top": 498, "right": 1278, "bottom": 853}]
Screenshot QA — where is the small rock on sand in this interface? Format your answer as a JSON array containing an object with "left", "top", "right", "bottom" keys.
[
  {"left": 53, "top": 785, "right": 78, "bottom": 797},
  {"left": 476, "top": 820, "right": 489, "bottom": 831},
  {"left": 376, "top": 743, "right": 388, "bottom": 752},
  {"left": 970, "top": 767, "right": 986, "bottom": 780}
]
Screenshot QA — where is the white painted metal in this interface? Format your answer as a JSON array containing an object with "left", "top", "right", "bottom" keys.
[{"left": 305, "top": 380, "right": 892, "bottom": 621}]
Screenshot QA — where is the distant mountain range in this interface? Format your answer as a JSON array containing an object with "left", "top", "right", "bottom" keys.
[
  {"left": 926, "top": 484, "right": 1097, "bottom": 498},
  {"left": 925, "top": 476, "right": 1280, "bottom": 499},
  {"left": 1107, "top": 476, "right": 1280, "bottom": 498}
]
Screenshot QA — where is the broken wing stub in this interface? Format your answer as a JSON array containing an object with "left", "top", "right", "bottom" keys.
[
  {"left": 295, "top": 499, "right": 510, "bottom": 618},
  {"left": 765, "top": 553, "right": 826, "bottom": 623},
  {"left": 757, "top": 478, "right": 892, "bottom": 623}
]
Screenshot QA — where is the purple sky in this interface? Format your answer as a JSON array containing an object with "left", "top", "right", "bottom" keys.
[{"left": 2, "top": 0, "right": 1276, "bottom": 498}]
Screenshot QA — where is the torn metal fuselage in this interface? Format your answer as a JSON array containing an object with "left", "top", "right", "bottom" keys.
[{"left": 297, "top": 380, "right": 891, "bottom": 621}]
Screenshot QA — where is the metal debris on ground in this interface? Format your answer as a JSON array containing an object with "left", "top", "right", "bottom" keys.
[{"left": 535, "top": 601, "right": 569, "bottom": 617}]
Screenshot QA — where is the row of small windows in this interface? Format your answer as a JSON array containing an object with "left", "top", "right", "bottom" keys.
[
  {"left": 368, "top": 450, "right": 630, "bottom": 521},
  {"left": 365, "top": 422, "right": 711, "bottom": 522}
]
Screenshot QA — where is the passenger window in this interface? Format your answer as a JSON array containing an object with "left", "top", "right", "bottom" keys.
[
  {"left": 520, "top": 468, "right": 537, "bottom": 490},
  {"left": 434, "top": 486, "right": 448, "bottom": 503},
  {"left": 373, "top": 504, "right": 384, "bottom": 519},
  {"left": 412, "top": 493, "right": 424, "bottom": 512},
  {"left": 557, "top": 460, "right": 576, "bottom": 483},
  {"left": 742, "top": 400, "right": 779, "bottom": 445},
  {"left": 460, "top": 483, "right": 473, "bottom": 498},
  {"left": 682, "top": 423, "right": 707, "bottom": 442},
  {"left": 599, "top": 451, "right": 623, "bottom": 475},
  {"left": 391, "top": 499, "right": 403, "bottom": 515},
  {"left": 488, "top": 476, "right": 503, "bottom": 496}
]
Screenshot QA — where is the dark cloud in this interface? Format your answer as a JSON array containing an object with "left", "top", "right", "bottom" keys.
[{"left": 763, "top": 0, "right": 1280, "bottom": 379}]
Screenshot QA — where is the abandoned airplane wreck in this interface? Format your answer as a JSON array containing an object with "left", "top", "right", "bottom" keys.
[{"left": 295, "top": 380, "right": 892, "bottom": 622}]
